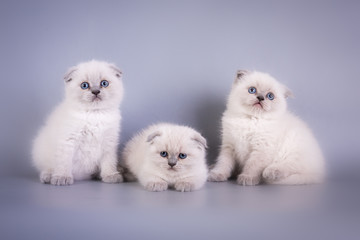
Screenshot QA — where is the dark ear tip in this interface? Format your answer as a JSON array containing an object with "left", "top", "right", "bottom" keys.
[
  {"left": 236, "top": 70, "right": 249, "bottom": 78},
  {"left": 109, "top": 64, "right": 122, "bottom": 78},
  {"left": 234, "top": 70, "right": 250, "bottom": 82},
  {"left": 63, "top": 66, "right": 78, "bottom": 83},
  {"left": 192, "top": 133, "right": 207, "bottom": 150},
  {"left": 146, "top": 131, "right": 162, "bottom": 143}
]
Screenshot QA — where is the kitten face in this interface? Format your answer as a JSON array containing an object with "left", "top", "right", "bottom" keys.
[
  {"left": 228, "top": 71, "right": 291, "bottom": 117},
  {"left": 64, "top": 60, "right": 123, "bottom": 109},
  {"left": 146, "top": 127, "right": 207, "bottom": 172}
]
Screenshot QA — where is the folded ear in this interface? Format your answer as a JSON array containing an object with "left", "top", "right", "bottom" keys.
[
  {"left": 284, "top": 86, "right": 294, "bottom": 98},
  {"left": 192, "top": 132, "right": 208, "bottom": 150},
  {"left": 63, "top": 66, "right": 78, "bottom": 83},
  {"left": 234, "top": 70, "right": 249, "bottom": 84},
  {"left": 146, "top": 131, "right": 162, "bottom": 143},
  {"left": 108, "top": 64, "right": 123, "bottom": 79}
]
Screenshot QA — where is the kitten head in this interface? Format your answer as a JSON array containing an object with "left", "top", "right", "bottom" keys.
[
  {"left": 227, "top": 70, "right": 292, "bottom": 118},
  {"left": 63, "top": 60, "right": 123, "bottom": 109},
  {"left": 146, "top": 124, "right": 207, "bottom": 172}
]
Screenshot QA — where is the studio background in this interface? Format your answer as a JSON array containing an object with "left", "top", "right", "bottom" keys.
[{"left": 0, "top": 1, "right": 359, "bottom": 239}]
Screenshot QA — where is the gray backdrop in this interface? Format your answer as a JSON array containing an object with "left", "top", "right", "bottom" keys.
[
  {"left": 0, "top": 1, "right": 360, "bottom": 239},
  {"left": 1, "top": 0, "right": 359, "bottom": 177}
]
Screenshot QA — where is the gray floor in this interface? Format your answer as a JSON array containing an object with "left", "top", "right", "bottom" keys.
[{"left": 1, "top": 170, "right": 360, "bottom": 240}]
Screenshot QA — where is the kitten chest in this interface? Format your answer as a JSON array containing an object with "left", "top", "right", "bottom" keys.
[
  {"left": 74, "top": 113, "right": 115, "bottom": 166},
  {"left": 226, "top": 117, "right": 277, "bottom": 158}
]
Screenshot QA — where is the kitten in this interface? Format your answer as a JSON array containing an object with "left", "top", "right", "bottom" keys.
[
  {"left": 208, "top": 71, "right": 324, "bottom": 185},
  {"left": 32, "top": 60, "right": 124, "bottom": 185},
  {"left": 122, "top": 123, "right": 208, "bottom": 192}
]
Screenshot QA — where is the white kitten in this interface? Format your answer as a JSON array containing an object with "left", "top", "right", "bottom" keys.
[
  {"left": 123, "top": 123, "right": 208, "bottom": 192},
  {"left": 208, "top": 71, "right": 324, "bottom": 185},
  {"left": 32, "top": 60, "right": 124, "bottom": 185}
]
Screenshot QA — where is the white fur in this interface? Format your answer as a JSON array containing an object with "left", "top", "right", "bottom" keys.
[
  {"left": 208, "top": 71, "right": 325, "bottom": 185},
  {"left": 32, "top": 60, "right": 124, "bottom": 185},
  {"left": 123, "top": 123, "right": 208, "bottom": 192}
]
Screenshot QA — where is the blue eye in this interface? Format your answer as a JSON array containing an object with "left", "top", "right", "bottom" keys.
[
  {"left": 80, "top": 82, "right": 89, "bottom": 89},
  {"left": 266, "top": 92, "right": 275, "bottom": 100},
  {"left": 100, "top": 80, "right": 109, "bottom": 88},
  {"left": 160, "top": 151, "right": 168, "bottom": 157},
  {"left": 179, "top": 153, "right": 187, "bottom": 159},
  {"left": 248, "top": 87, "right": 256, "bottom": 94}
]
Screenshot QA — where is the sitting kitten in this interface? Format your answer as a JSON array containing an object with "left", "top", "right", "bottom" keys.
[
  {"left": 123, "top": 123, "right": 208, "bottom": 192},
  {"left": 32, "top": 60, "right": 124, "bottom": 185},
  {"left": 208, "top": 71, "right": 324, "bottom": 185}
]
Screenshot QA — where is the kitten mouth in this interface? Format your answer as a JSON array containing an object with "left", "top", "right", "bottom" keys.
[
  {"left": 92, "top": 96, "right": 102, "bottom": 102},
  {"left": 253, "top": 102, "right": 263, "bottom": 108}
]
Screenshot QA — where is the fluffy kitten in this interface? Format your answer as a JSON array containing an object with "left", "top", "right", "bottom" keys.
[
  {"left": 32, "top": 60, "right": 124, "bottom": 185},
  {"left": 123, "top": 123, "right": 208, "bottom": 192},
  {"left": 208, "top": 71, "right": 324, "bottom": 185}
]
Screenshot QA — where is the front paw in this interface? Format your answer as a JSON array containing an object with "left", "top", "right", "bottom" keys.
[
  {"left": 174, "top": 182, "right": 195, "bottom": 192},
  {"left": 145, "top": 181, "right": 168, "bottom": 192},
  {"left": 236, "top": 174, "right": 260, "bottom": 186},
  {"left": 50, "top": 175, "right": 74, "bottom": 186},
  {"left": 102, "top": 172, "right": 124, "bottom": 183},
  {"left": 40, "top": 171, "right": 51, "bottom": 184},
  {"left": 262, "top": 166, "right": 286, "bottom": 182},
  {"left": 207, "top": 170, "right": 228, "bottom": 182}
]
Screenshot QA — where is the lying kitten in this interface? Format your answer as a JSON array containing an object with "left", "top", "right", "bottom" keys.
[
  {"left": 123, "top": 123, "right": 208, "bottom": 192},
  {"left": 208, "top": 71, "right": 324, "bottom": 185},
  {"left": 32, "top": 60, "right": 124, "bottom": 185}
]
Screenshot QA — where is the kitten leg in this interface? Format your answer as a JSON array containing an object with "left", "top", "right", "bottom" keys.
[
  {"left": 263, "top": 162, "right": 322, "bottom": 185},
  {"left": 269, "top": 174, "right": 323, "bottom": 185},
  {"left": 175, "top": 175, "right": 207, "bottom": 192},
  {"left": 208, "top": 145, "right": 235, "bottom": 182},
  {"left": 138, "top": 173, "right": 168, "bottom": 192},
  {"left": 50, "top": 141, "right": 75, "bottom": 186},
  {"left": 237, "top": 152, "right": 269, "bottom": 186},
  {"left": 262, "top": 163, "right": 293, "bottom": 183},
  {"left": 100, "top": 152, "right": 123, "bottom": 183}
]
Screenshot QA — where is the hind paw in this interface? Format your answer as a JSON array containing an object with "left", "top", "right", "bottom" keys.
[{"left": 262, "top": 166, "right": 287, "bottom": 182}]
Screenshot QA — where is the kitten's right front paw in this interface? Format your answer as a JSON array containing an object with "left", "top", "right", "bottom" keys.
[
  {"left": 50, "top": 175, "right": 74, "bottom": 186},
  {"left": 144, "top": 182, "right": 168, "bottom": 192},
  {"left": 236, "top": 174, "right": 260, "bottom": 186},
  {"left": 207, "top": 171, "right": 228, "bottom": 182}
]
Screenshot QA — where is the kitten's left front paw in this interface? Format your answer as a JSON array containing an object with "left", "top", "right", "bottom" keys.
[
  {"left": 174, "top": 182, "right": 195, "bottom": 192},
  {"left": 102, "top": 172, "right": 124, "bottom": 183},
  {"left": 236, "top": 174, "right": 261, "bottom": 186}
]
